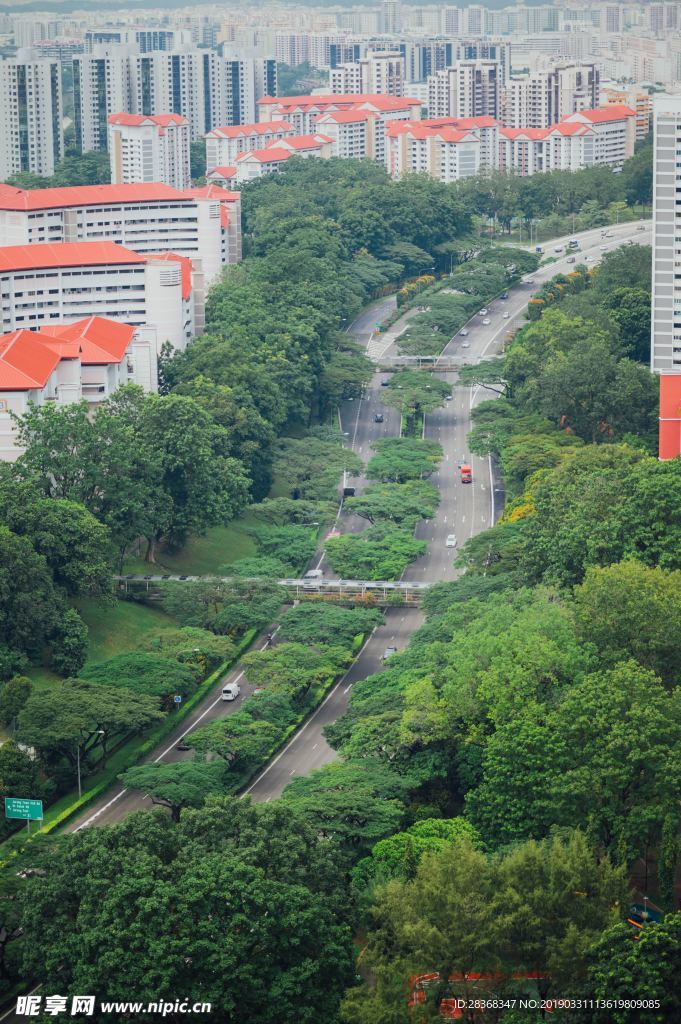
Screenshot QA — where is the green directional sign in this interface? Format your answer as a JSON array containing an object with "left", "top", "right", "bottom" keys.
[{"left": 5, "top": 797, "right": 43, "bottom": 821}]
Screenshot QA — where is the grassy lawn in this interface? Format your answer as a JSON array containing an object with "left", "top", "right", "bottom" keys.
[
  {"left": 74, "top": 597, "right": 177, "bottom": 666},
  {"left": 122, "top": 514, "right": 260, "bottom": 577}
]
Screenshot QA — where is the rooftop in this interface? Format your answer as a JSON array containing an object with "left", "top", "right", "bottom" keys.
[
  {"left": 0, "top": 181, "right": 193, "bottom": 212},
  {"left": 0, "top": 241, "right": 146, "bottom": 273},
  {"left": 108, "top": 113, "right": 187, "bottom": 127},
  {"left": 206, "top": 120, "right": 294, "bottom": 138}
]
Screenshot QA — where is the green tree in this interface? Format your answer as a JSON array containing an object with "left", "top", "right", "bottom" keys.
[
  {"left": 20, "top": 800, "right": 355, "bottom": 1021},
  {"left": 0, "top": 526, "right": 62, "bottom": 674},
  {"left": 50, "top": 608, "right": 88, "bottom": 677},
  {"left": 325, "top": 524, "right": 426, "bottom": 580},
  {"left": 382, "top": 370, "right": 450, "bottom": 434},
  {"left": 573, "top": 561, "right": 681, "bottom": 687},
  {"left": 242, "top": 642, "right": 351, "bottom": 705},
  {"left": 345, "top": 480, "right": 439, "bottom": 527},
  {"left": 120, "top": 761, "right": 227, "bottom": 822},
  {"left": 139, "top": 627, "right": 235, "bottom": 677},
  {"left": 277, "top": 604, "right": 383, "bottom": 649},
  {"left": 586, "top": 914, "right": 681, "bottom": 1023},
  {"left": 0, "top": 677, "right": 33, "bottom": 731},
  {"left": 80, "top": 653, "right": 197, "bottom": 708},
  {"left": 366, "top": 437, "right": 442, "bottom": 483},
  {"left": 17, "top": 680, "right": 163, "bottom": 769},
  {"left": 187, "top": 715, "right": 282, "bottom": 773}
]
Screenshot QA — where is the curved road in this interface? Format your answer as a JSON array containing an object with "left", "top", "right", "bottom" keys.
[{"left": 67, "top": 221, "right": 651, "bottom": 823}]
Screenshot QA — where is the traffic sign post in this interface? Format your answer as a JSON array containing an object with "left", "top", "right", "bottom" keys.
[
  {"left": 5, "top": 797, "right": 43, "bottom": 834},
  {"left": 173, "top": 695, "right": 182, "bottom": 705}
]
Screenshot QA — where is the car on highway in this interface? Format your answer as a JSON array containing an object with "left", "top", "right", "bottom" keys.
[
  {"left": 526, "top": 278, "right": 535, "bottom": 284},
  {"left": 221, "top": 682, "right": 241, "bottom": 701},
  {"left": 482, "top": 318, "right": 491, "bottom": 325},
  {"left": 502, "top": 311, "right": 510, "bottom": 318},
  {"left": 599, "top": 244, "right": 607, "bottom": 250},
  {"left": 382, "top": 646, "right": 398, "bottom": 661},
  {"left": 176, "top": 740, "right": 191, "bottom": 752},
  {"left": 460, "top": 328, "right": 469, "bottom": 336},
  {"left": 500, "top": 292, "right": 508, "bottom": 299},
  {"left": 478, "top": 308, "right": 488, "bottom": 316},
  {"left": 446, "top": 534, "right": 457, "bottom": 548},
  {"left": 637, "top": 224, "right": 646, "bottom": 231},
  {"left": 374, "top": 412, "right": 384, "bottom": 423},
  {"left": 380, "top": 379, "right": 390, "bottom": 387},
  {"left": 585, "top": 255, "right": 593, "bottom": 261},
  {"left": 554, "top": 245, "right": 563, "bottom": 253},
  {"left": 445, "top": 393, "right": 453, "bottom": 401},
  {"left": 461, "top": 341, "right": 470, "bottom": 348},
  {"left": 566, "top": 256, "right": 576, "bottom": 263}
]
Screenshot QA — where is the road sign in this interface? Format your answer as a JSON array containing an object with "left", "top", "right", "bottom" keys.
[
  {"left": 173, "top": 695, "right": 182, "bottom": 704},
  {"left": 5, "top": 797, "right": 43, "bottom": 821}
]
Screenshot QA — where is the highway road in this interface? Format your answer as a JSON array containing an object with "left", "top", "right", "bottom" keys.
[{"left": 66, "top": 220, "right": 651, "bottom": 823}]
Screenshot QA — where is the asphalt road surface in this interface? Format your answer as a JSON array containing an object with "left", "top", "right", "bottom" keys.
[{"left": 66, "top": 221, "right": 651, "bottom": 822}]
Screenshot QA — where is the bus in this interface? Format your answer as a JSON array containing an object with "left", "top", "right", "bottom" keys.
[{"left": 460, "top": 464, "right": 472, "bottom": 484}]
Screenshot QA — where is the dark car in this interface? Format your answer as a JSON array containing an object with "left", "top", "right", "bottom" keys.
[
  {"left": 500, "top": 292, "right": 508, "bottom": 299},
  {"left": 176, "top": 740, "right": 191, "bottom": 752},
  {"left": 380, "top": 379, "right": 390, "bottom": 387},
  {"left": 374, "top": 413, "right": 384, "bottom": 423},
  {"left": 178, "top": 575, "right": 188, "bottom": 580}
]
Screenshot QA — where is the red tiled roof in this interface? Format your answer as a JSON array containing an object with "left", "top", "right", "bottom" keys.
[
  {"left": 258, "top": 93, "right": 420, "bottom": 113},
  {"left": 185, "top": 184, "right": 240, "bottom": 203},
  {"left": 0, "top": 329, "right": 62, "bottom": 390},
  {"left": 271, "top": 134, "right": 331, "bottom": 150},
  {"left": 146, "top": 252, "right": 192, "bottom": 300},
  {"left": 206, "top": 120, "right": 294, "bottom": 138},
  {"left": 0, "top": 241, "right": 146, "bottom": 273},
  {"left": 316, "top": 110, "right": 371, "bottom": 124},
  {"left": 500, "top": 127, "right": 552, "bottom": 141},
  {"left": 238, "top": 147, "right": 293, "bottom": 164},
  {"left": 108, "top": 112, "right": 187, "bottom": 127},
  {"left": 0, "top": 181, "right": 189, "bottom": 212},
  {"left": 206, "top": 166, "right": 237, "bottom": 179},
  {"left": 562, "top": 104, "right": 635, "bottom": 123},
  {"left": 41, "top": 316, "right": 135, "bottom": 364}
]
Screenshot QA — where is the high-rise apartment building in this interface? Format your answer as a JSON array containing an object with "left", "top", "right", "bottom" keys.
[
  {"left": 74, "top": 50, "right": 276, "bottom": 146},
  {"left": 330, "top": 52, "right": 405, "bottom": 97},
  {"left": 651, "top": 96, "right": 681, "bottom": 459},
  {"left": 73, "top": 50, "right": 132, "bottom": 152},
  {"left": 503, "top": 64, "right": 599, "bottom": 129},
  {"left": 428, "top": 61, "right": 500, "bottom": 121},
  {"left": 108, "top": 113, "right": 191, "bottom": 190},
  {"left": 0, "top": 58, "right": 63, "bottom": 179}
]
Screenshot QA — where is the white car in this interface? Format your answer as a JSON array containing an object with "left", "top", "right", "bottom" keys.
[
  {"left": 585, "top": 255, "right": 593, "bottom": 262},
  {"left": 637, "top": 224, "right": 646, "bottom": 231},
  {"left": 502, "top": 311, "right": 510, "bottom": 319},
  {"left": 446, "top": 534, "right": 457, "bottom": 548},
  {"left": 554, "top": 246, "right": 563, "bottom": 253},
  {"left": 461, "top": 341, "right": 470, "bottom": 348},
  {"left": 526, "top": 278, "right": 535, "bottom": 285},
  {"left": 460, "top": 328, "right": 469, "bottom": 336},
  {"left": 482, "top": 318, "right": 491, "bottom": 325},
  {"left": 599, "top": 244, "right": 607, "bottom": 250},
  {"left": 478, "top": 308, "right": 488, "bottom": 316}
]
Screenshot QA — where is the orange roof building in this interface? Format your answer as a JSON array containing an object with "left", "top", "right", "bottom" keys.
[{"left": 0, "top": 317, "right": 158, "bottom": 461}]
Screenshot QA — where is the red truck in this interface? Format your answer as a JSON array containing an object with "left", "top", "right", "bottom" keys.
[{"left": 460, "top": 464, "right": 472, "bottom": 483}]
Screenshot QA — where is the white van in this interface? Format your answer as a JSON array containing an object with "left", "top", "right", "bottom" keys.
[{"left": 221, "top": 682, "right": 241, "bottom": 701}]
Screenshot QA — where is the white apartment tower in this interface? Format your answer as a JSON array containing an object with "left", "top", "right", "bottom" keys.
[
  {"left": 428, "top": 61, "right": 500, "bottom": 121},
  {"left": 651, "top": 96, "right": 681, "bottom": 460},
  {"left": 0, "top": 58, "right": 63, "bottom": 179},
  {"left": 73, "top": 50, "right": 131, "bottom": 152},
  {"left": 503, "top": 64, "right": 599, "bottom": 129},
  {"left": 330, "top": 52, "right": 405, "bottom": 97},
  {"left": 108, "top": 113, "right": 191, "bottom": 189}
]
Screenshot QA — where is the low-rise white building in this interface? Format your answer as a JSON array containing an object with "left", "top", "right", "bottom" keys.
[
  {"left": 0, "top": 241, "right": 195, "bottom": 354},
  {"left": 205, "top": 120, "right": 296, "bottom": 167},
  {"left": 230, "top": 134, "right": 334, "bottom": 183},
  {"left": 561, "top": 105, "right": 636, "bottom": 167},
  {"left": 386, "top": 116, "right": 498, "bottom": 179},
  {"left": 0, "top": 316, "right": 157, "bottom": 461},
  {"left": 108, "top": 113, "right": 191, "bottom": 191},
  {"left": 0, "top": 182, "right": 241, "bottom": 288}
]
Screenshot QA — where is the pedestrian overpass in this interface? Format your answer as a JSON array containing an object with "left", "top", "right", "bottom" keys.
[{"left": 114, "top": 575, "right": 435, "bottom": 605}]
